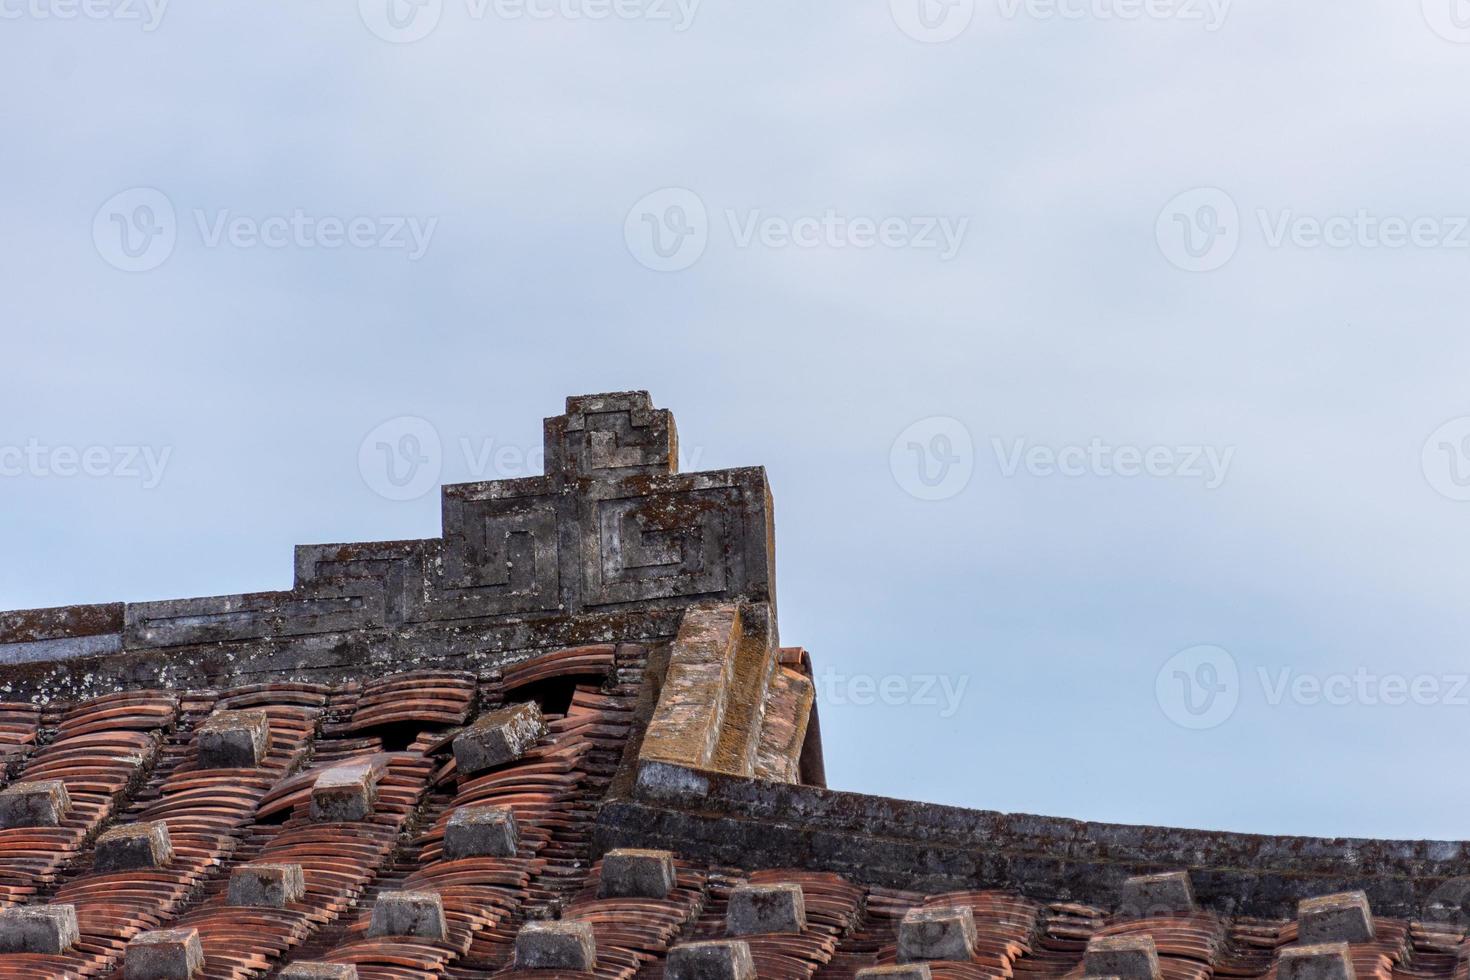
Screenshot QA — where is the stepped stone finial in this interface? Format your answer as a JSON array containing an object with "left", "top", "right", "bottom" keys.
[{"left": 545, "top": 390, "right": 678, "bottom": 480}]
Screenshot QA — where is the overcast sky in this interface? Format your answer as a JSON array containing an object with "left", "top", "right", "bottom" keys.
[{"left": 6, "top": 0, "right": 1470, "bottom": 840}]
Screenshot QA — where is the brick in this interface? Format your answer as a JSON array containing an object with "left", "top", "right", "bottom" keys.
[
  {"left": 96, "top": 820, "right": 174, "bottom": 872},
  {"left": 367, "top": 890, "right": 446, "bottom": 940},
  {"left": 125, "top": 927, "right": 204, "bottom": 979},
  {"left": 197, "top": 709, "right": 271, "bottom": 769},
  {"left": 279, "top": 964, "right": 359, "bottom": 980},
  {"left": 0, "top": 904, "right": 80, "bottom": 953},
  {"left": 1279, "top": 943, "right": 1356, "bottom": 980},
  {"left": 311, "top": 761, "right": 380, "bottom": 822},
  {"left": 599, "top": 848, "right": 677, "bottom": 899},
  {"left": 228, "top": 863, "right": 305, "bottom": 908},
  {"left": 666, "top": 940, "right": 756, "bottom": 980},
  {"left": 856, "top": 967, "right": 933, "bottom": 980},
  {"left": 1084, "top": 936, "right": 1161, "bottom": 980},
  {"left": 898, "top": 906, "right": 977, "bottom": 963},
  {"left": 726, "top": 882, "right": 806, "bottom": 935},
  {"left": 514, "top": 920, "right": 597, "bottom": 971},
  {"left": 443, "top": 804, "right": 518, "bottom": 859},
  {"left": 1119, "top": 871, "right": 1196, "bottom": 917},
  {"left": 1298, "top": 892, "right": 1375, "bottom": 944},
  {"left": 453, "top": 702, "right": 546, "bottom": 775},
  {"left": 0, "top": 780, "right": 70, "bottom": 829}
]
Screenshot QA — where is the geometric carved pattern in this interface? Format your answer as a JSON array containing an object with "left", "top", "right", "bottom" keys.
[
  {"left": 545, "top": 391, "right": 678, "bottom": 480},
  {"left": 582, "top": 489, "right": 732, "bottom": 606}
]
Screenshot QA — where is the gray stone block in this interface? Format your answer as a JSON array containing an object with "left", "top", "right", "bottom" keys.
[
  {"left": 1279, "top": 943, "right": 1356, "bottom": 980},
  {"left": 726, "top": 882, "right": 806, "bottom": 935},
  {"left": 367, "top": 890, "right": 446, "bottom": 940},
  {"left": 453, "top": 702, "right": 546, "bottom": 775},
  {"left": 279, "top": 963, "right": 359, "bottom": 979},
  {"left": 514, "top": 920, "right": 597, "bottom": 971},
  {"left": 898, "top": 906, "right": 977, "bottom": 963},
  {"left": 0, "top": 904, "right": 80, "bottom": 953},
  {"left": 311, "top": 761, "right": 380, "bottom": 822},
  {"left": 1084, "top": 936, "right": 1160, "bottom": 980},
  {"left": 197, "top": 709, "right": 271, "bottom": 769},
  {"left": 125, "top": 927, "right": 204, "bottom": 979},
  {"left": 666, "top": 940, "right": 756, "bottom": 980},
  {"left": 599, "top": 848, "right": 677, "bottom": 899},
  {"left": 96, "top": 820, "right": 174, "bottom": 872},
  {"left": 856, "top": 966, "right": 933, "bottom": 980},
  {"left": 1298, "top": 892, "right": 1375, "bottom": 944},
  {"left": 228, "top": 863, "right": 305, "bottom": 908},
  {"left": 1120, "top": 871, "right": 1196, "bottom": 917},
  {"left": 443, "top": 804, "right": 518, "bottom": 859},
  {"left": 0, "top": 780, "right": 71, "bottom": 828}
]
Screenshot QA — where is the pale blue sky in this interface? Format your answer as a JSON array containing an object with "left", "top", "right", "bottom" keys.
[{"left": 5, "top": 0, "right": 1470, "bottom": 840}]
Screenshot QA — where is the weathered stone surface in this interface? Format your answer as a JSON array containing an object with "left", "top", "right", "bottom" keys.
[
  {"left": 898, "top": 906, "right": 977, "bottom": 963},
  {"left": 0, "top": 780, "right": 71, "bottom": 829},
  {"left": 367, "top": 891, "right": 446, "bottom": 940},
  {"left": 726, "top": 882, "right": 806, "bottom": 935},
  {"left": 279, "top": 965, "right": 358, "bottom": 980},
  {"left": 599, "top": 848, "right": 677, "bottom": 899},
  {"left": 666, "top": 940, "right": 756, "bottom": 980},
  {"left": 0, "top": 904, "right": 80, "bottom": 953},
  {"left": 856, "top": 967, "right": 933, "bottom": 980},
  {"left": 1279, "top": 943, "right": 1356, "bottom": 980},
  {"left": 197, "top": 709, "right": 271, "bottom": 769},
  {"left": 125, "top": 927, "right": 204, "bottom": 979},
  {"left": 311, "top": 761, "right": 380, "bottom": 822},
  {"left": 640, "top": 606, "right": 741, "bottom": 771},
  {"left": 453, "top": 702, "right": 545, "bottom": 774},
  {"left": 1120, "top": 871, "right": 1196, "bottom": 917},
  {"left": 443, "top": 804, "right": 518, "bottom": 859},
  {"left": 514, "top": 920, "right": 597, "bottom": 971},
  {"left": 228, "top": 863, "right": 306, "bottom": 908},
  {"left": 1298, "top": 892, "right": 1375, "bottom": 944},
  {"left": 96, "top": 821, "right": 174, "bottom": 872},
  {"left": 1084, "top": 936, "right": 1160, "bottom": 980}
]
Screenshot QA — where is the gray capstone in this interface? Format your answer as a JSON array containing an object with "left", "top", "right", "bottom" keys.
[
  {"left": 0, "top": 780, "right": 71, "bottom": 829},
  {"left": 443, "top": 804, "right": 519, "bottom": 860},
  {"left": 599, "top": 848, "right": 677, "bottom": 899},
  {"left": 513, "top": 920, "right": 598, "bottom": 971},
  {"left": 0, "top": 904, "right": 80, "bottom": 954},
  {"left": 666, "top": 940, "right": 756, "bottom": 980},
  {"left": 279, "top": 964, "right": 359, "bottom": 980},
  {"left": 367, "top": 890, "right": 446, "bottom": 940},
  {"left": 1298, "top": 892, "right": 1375, "bottom": 944},
  {"left": 453, "top": 702, "right": 546, "bottom": 775},
  {"left": 96, "top": 820, "right": 174, "bottom": 872},
  {"left": 726, "top": 882, "right": 806, "bottom": 935},
  {"left": 311, "top": 762, "right": 379, "bottom": 822},
  {"left": 197, "top": 709, "right": 271, "bottom": 769},
  {"left": 1084, "top": 936, "right": 1161, "bottom": 980},
  {"left": 898, "top": 906, "right": 978, "bottom": 963},
  {"left": 1119, "top": 871, "right": 1196, "bottom": 917},
  {"left": 1279, "top": 943, "right": 1357, "bottom": 980},
  {"left": 125, "top": 927, "right": 204, "bottom": 980},
  {"left": 228, "top": 863, "right": 306, "bottom": 908},
  {"left": 856, "top": 966, "right": 934, "bottom": 980}
]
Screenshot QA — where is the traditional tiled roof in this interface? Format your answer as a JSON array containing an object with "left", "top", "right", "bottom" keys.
[{"left": 1, "top": 392, "right": 1469, "bottom": 980}]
